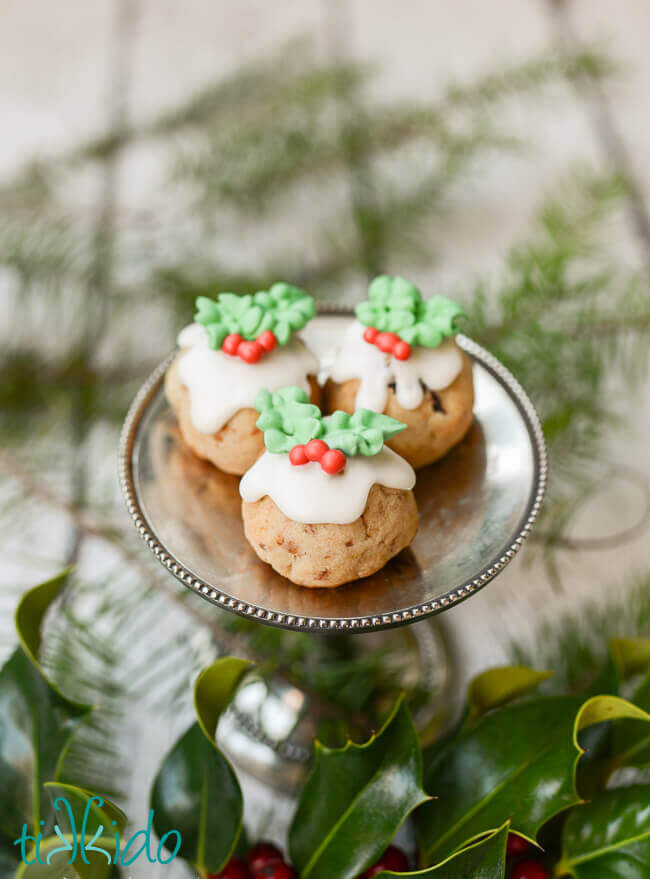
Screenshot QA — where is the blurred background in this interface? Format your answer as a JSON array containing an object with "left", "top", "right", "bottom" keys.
[{"left": 1, "top": 0, "right": 649, "bottom": 875}]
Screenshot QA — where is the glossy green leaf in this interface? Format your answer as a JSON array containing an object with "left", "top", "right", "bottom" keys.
[
  {"left": 467, "top": 666, "right": 553, "bottom": 719},
  {"left": 0, "top": 572, "right": 92, "bottom": 848},
  {"left": 150, "top": 657, "right": 251, "bottom": 873},
  {"left": 289, "top": 697, "right": 431, "bottom": 879},
  {"left": 558, "top": 786, "right": 650, "bottom": 878},
  {"left": 417, "top": 696, "right": 581, "bottom": 865},
  {"left": 417, "top": 695, "right": 650, "bottom": 866},
  {"left": 376, "top": 823, "right": 509, "bottom": 879}
]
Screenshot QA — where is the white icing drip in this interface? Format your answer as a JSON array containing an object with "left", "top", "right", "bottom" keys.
[
  {"left": 329, "top": 320, "right": 463, "bottom": 412},
  {"left": 240, "top": 446, "right": 415, "bottom": 525},
  {"left": 176, "top": 323, "right": 320, "bottom": 435}
]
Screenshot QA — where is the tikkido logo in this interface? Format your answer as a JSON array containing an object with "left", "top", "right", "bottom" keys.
[{"left": 13, "top": 795, "right": 182, "bottom": 869}]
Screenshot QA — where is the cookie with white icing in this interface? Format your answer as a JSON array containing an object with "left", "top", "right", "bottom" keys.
[
  {"left": 165, "top": 283, "right": 320, "bottom": 475},
  {"left": 240, "top": 387, "right": 417, "bottom": 587},
  {"left": 323, "top": 275, "right": 474, "bottom": 469}
]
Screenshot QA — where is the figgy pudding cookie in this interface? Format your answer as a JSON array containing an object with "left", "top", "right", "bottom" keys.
[
  {"left": 240, "top": 387, "right": 417, "bottom": 588},
  {"left": 323, "top": 275, "right": 474, "bottom": 469},
  {"left": 165, "top": 283, "right": 320, "bottom": 475}
]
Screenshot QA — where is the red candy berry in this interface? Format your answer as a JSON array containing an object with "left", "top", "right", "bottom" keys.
[
  {"left": 238, "top": 340, "right": 264, "bottom": 363},
  {"left": 362, "top": 844, "right": 409, "bottom": 877},
  {"left": 320, "top": 449, "right": 346, "bottom": 474},
  {"left": 209, "top": 857, "right": 250, "bottom": 879},
  {"left": 247, "top": 842, "right": 284, "bottom": 873},
  {"left": 392, "top": 340, "right": 412, "bottom": 361},
  {"left": 511, "top": 861, "right": 549, "bottom": 879},
  {"left": 289, "top": 445, "right": 309, "bottom": 466},
  {"left": 251, "top": 863, "right": 296, "bottom": 879},
  {"left": 375, "top": 332, "right": 399, "bottom": 353},
  {"left": 222, "top": 333, "right": 243, "bottom": 356},
  {"left": 304, "top": 439, "right": 329, "bottom": 462},
  {"left": 507, "top": 834, "right": 531, "bottom": 858},
  {"left": 257, "top": 330, "right": 277, "bottom": 352},
  {"left": 363, "top": 326, "right": 379, "bottom": 344}
]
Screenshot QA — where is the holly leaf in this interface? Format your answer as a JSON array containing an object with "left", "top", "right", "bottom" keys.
[
  {"left": 323, "top": 409, "right": 407, "bottom": 456},
  {"left": 0, "top": 571, "right": 92, "bottom": 849},
  {"left": 150, "top": 658, "right": 251, "bottom": 874},
  {"left": 195, "top": 284, "right": 314, "bottom": 348},
  {"left": 355, "top": 277, "right": 464, "bottom": 349},
  {"left": 375, "top": 823, "right": 509, "bottom": 879},
  {"left": 467, "top": 666, "right": 554, "bottom": 721},
  {"left": 416, "top": 695, "right": 650, "bottom": 866},
  {"left": 21, "top": 783, "right": 127, "bottom": 879},
  {"left": 194, "top": 295, "right": 221, "bottom": 325},
  {"left": 289, "top": 697, "right": 431, "bottom": 879},
  {"left": 610, "top": 672, "right": 650, "bottom": 770},
  {"left": 254, "top": 386, "right": 323, "bottom": 453},
  {"left": 610, "top": 638, "right": 650, "bottom": 678},
  {"left": 558, "top": 785, "right": 650, "bottom": 879}
]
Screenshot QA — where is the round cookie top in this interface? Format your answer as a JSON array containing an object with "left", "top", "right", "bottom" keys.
[
  {"left": 355, "top": 274, "right": 465, "bottom": 361},
  {"left": 240, "top": 386, "right": 416, "bottom": 524},
  {"left": 195, "top": 282, "right": 315, "bottom": 363}
]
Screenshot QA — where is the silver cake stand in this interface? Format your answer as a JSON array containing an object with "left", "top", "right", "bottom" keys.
[{"left": 119, "top": 310, "right": 546, "bottom": 787}]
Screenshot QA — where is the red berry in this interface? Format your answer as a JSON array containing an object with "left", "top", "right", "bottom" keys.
[
  {"left": 247, "top": 842, "right": 284, "bottom": 873},
  {"left": 210, "top": 857, "right": 250, "bottom": 879},
  {"left": 238, "top": 340, "right": 264, "bottom": 363},
  {"left": 507, "top": 834, "right": 531, "bottom": 858},
  {"left": 375, "top": 332, "right": 399, "bottom": 353},
  {"left": 222, "top": 333, "right": 243, "bottom": 356},
  {"left": 257, "top": 330, "right": 277, "bottom": 352},
  {"left": 251, "top": 863, "right": 297, "bottom": 879},
  {"left": 304, "top": 439, "right": 329, "bottom": 461},
  {"left": 362, "top": 844, "right": 409, "bottom": 877},
  {"left": 511, "top": 861, "right": 549, "bottom": 879},
  {"left": 320, "top": 449, "right": 346, "bottom": 474},
  {"left": 289, "top": 445, "right": 309, "bottom": 466},
  {"left": 363, "top": 326, "right": 379, "bottom": 343},
  {"left": 392, "top": 340, "right": 412, "bottom": 361}
]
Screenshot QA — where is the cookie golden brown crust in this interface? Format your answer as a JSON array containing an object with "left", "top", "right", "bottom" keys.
[
  {"left": 323, "top": 349, "right": 474, "bottom": 469},
  {"left": 165, "top": 357, "right": 320, "bottom": 475},
  {"left": 241, "top": 484, "right": 418, "bottom": 588}
]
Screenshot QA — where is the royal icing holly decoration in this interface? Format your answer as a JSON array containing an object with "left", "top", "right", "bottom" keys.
[
  {"left": 355, "top": 275, "right": 465, "bottom": 358},
  {"left": 194, "top": 283, "right": 315, "bottom": 363},
  {"left": 254, "top": 387, "right": 406, "bottom": 475}
]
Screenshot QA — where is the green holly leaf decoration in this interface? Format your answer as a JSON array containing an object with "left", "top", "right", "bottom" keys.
[
  {"left": 253, "top": 387, "right": 408, "bottom": 456},
  {"left": 289, "top": 698, "right": 431, "bottom": 879},
  {"left": 194, "top": 282, "right": 315, "bottom": 348},
  {"left": 374, "top": 823, "right": 510, "bottom": 879},
  {"left": 558, "top": 785, "right": 650, "bottom": 879},
  {"left": 355, "top": 275, "right": 465, "bottom": 348},
  {"left": 254, "top": 387, "right": 324, "bottom": 452},
  {"left": 322, "top": 409, "right": 407, "bottom": 456},
  {"left": 150, "top": 658, "right": 252, "bottom": 874}
]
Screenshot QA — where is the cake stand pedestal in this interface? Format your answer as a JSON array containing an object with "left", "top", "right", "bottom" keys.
[{"left": 119, "top": 310, "right": 546, "bottom": 789}]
